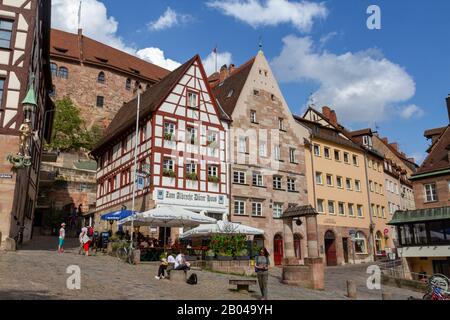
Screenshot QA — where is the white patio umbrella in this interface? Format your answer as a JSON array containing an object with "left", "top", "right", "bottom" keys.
[
  {"left": 180, "top": 220, "right": 264, "bottom": 239},
  {"left": 119, "top": 206, "right": 217, "bottom": 250}
]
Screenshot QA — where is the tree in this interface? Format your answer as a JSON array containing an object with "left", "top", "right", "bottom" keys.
[{"left": 48, "top": 97, "right": 103, "bottom": 151}]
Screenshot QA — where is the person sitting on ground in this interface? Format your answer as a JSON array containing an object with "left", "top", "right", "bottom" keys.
[
  {"left": 155, "top": 255, "right": 169, "bottom": 280},
  {"left": 175, "top": 252, "right": 191, "bottom": 271}
]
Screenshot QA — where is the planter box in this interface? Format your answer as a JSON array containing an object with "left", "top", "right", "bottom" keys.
[
  {"left": 217, "top": 256, "right": 233, "bottom": 261},
  {"left": 205, "top": 256, "right": 215, "bottom": 261},
  {"left": 185, "top": 255, "right": 198, "bottom": 261},
  {"left": 235, "top": 256, "right": 250, "bottom": 261}
]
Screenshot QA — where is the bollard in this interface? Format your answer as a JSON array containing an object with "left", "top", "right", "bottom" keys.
[
  {"left": 347, "top": 280, "right": 357, "bottom": 299},
  {"left": 382, "top": 292, "right": 392, "bottom": 300}
]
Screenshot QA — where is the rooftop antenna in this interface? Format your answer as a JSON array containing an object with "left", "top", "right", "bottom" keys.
[
  {"left": 308, "top": 92, "right": 316, "bottom": 108},
  {"left": 258, "top": 35, "right": 263, "bottom": 51}
]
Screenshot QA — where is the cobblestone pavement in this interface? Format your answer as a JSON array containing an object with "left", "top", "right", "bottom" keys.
[{"left": 0, "top": 237, "right": 423, "bottom": 300}]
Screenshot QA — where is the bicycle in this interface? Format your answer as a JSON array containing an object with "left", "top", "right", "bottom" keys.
[
  {"left": 116, "top": 241, "right": 135, "bottom": 264},
  {"left": 423, "top": 274, "right": 450, "bottom": 300}
]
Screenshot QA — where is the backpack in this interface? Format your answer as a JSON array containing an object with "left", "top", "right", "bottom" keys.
[
  {"left": 87, "top": 227, "right": 94, "bottom": 237},
  {"left": 186, "top": 273, "right": 198, "bottom": 285}
]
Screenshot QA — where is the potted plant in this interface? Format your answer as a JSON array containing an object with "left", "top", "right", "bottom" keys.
[
  {"left": 207, "top": 140, "right": 218, "bottom": 149},
  {"left": 217, "top": 250, "right": 234, "bottom": 261},
  {"left": 208, "top": 175, "right": 220, "bottom": 183},
  {"left": 163, "top": 169, "right": 176, "bottom": 178},
  {"left": 164, "top": 132, "right": 174, "bottom": 141},
  {"left": 205, "top": 249, "right": 215, "bottom": 261},
  {"left": 235, "top": 248, "right": 250, "bottom": 261},
  {"left": 186, "top": 172, "right": 198, "bottom": 181}
]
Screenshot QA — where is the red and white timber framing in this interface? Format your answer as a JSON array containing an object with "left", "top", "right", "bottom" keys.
[{"left": 94, "top": 56, "right": 230, "bottom": 218}]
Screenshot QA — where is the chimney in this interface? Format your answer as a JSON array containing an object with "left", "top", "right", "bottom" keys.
[
  {"left": 382, "top": 137, "right": 389, "bottom": 144},
  {"left": 219, "top": 64, "right": 228, "bottom": 82},
  {"left": 446, "top": 94, "right": 450, "bottom": 123},
  {"left": 390, "top": 143, "right": 399, "bottom": 151},
  {"left": 228, "top": 64, "right": 235, "bottom": 75},
  {"left": 329, "top": 110, "right": 338, "bottom": 126},
  {"left": 322, "top": 106, "right": 331, "bottom": 119}
]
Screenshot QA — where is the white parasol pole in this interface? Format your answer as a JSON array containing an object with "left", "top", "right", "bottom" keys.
[{"left": 130, "top": 90, "right": 141, "bottom": 249}]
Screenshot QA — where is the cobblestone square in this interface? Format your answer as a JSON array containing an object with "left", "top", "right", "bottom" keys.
[{"left": 0, "top": 237, "right": 422, "bottom": 300}]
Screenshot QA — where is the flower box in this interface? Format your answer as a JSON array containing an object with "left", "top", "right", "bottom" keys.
[
  {"left": 208, "top": 176, "right": 220, "bottom": 183},
  {"left": 163, "top": 170, "right": 176, "bottom": 178}
]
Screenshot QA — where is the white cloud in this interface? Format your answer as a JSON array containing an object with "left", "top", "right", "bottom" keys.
[
  {"left": 136, "top": 48, "right": 181, "bottom": 71},
  {"left": 207, "top": 0, "right": 328, "bottom": 32},
  {"left": 399, "top": 104, "right": 424, "bottom": 119},
  {"left": 51, "top": 0, "right": 180, "bottom": 70},
  {"left": 203, "top": 51, "right": 233, "bottom": 76},
  {"left": 272, "top": 35, "right": 417, "bottom": 123},
  {"left": 148, "top": 7, "right": 192, "bottom": 31}
]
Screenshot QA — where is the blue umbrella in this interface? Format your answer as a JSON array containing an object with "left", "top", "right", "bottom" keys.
[{"left": 101, "top": 210, "right": 136, "bottom": 222}]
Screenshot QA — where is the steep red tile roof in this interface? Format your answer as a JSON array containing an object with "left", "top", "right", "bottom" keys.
[
  {"left": 210, "top": 57, "right": 255, "bottom": 117},
  {"left": 50, "top": 29, "right": 170, "bottom": 82},
  {"left": 416, "top": 125, "right": 450, "bottom": 175},
  {"left": 91, "top": 56, "right": 198, "bottom": 156}
]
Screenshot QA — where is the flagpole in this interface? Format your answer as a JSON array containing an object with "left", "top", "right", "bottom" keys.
[{"left": 130, "top": 89, "right": 141, "bottom": 249}]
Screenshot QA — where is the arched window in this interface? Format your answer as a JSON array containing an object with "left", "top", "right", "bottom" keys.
[
  {"left": 375, "top": 231, "right": 384, "bottom": 255},
  {"left": 59, "top": 66, "right": 68, "bottom": 79},
  {"left": 354, "top": 231, "right": 367, "bottom": 254},
  {"left": 98, "top": 71, "right": 105, "bottom": 84},
  {"left": 125, "top": 78, "right": 131, "bottom": 90},
  {"left": 50, "top": 63, "right": 58, "bottom": 77}
]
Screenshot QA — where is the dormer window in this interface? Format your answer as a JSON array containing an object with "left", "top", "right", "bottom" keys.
[
  {"left": 363, "top": 135, "right": 373, "bottom": 148},
  {"left": 187, "top": 91, "right": 199, "bottom": 109}
]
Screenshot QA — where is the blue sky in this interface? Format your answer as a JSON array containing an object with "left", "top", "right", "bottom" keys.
[{"left": 51, "top": 0, "right": 450, "bottom": 164}]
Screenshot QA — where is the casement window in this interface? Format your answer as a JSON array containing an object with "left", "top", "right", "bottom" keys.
[
  {"left": 98, "top": 72, "right": 105, "bottom": 84},
  {"left": 355, "top": 180, "right": 361, "bottom": 192},
  {"left": 252, "top": 202, "right": 263, "bottom": 217},
  {"left": 96, "top": 95, "right": 104, "bottom": 108},
  {"left": 59, "top": 66, "right": 69, "bottom": 79},
  {"left": 344, "top": 152, "right": 350, "bottom": 164},
  {"left": 369, "top": 180, "right": 374, "bottom": 192},
  {"left": 289, "top": 148, "right": 297, "bottom": 163},
  {"left": 346, "top": 178, "right": 352, "bottom": 190},
  {"left": 238, "top": 136, "right": 247, "bottom": 153},
  {"left": 233, "top": 171, "right": 246, "bottom": 184},
  {"left": 334, "top": 150, "right": 341, "bottom": 161},
  {"left": 278, "top": 118, "right": 285, "bottom": 131},
  {"left": 273, "top": 176, "right": 282, "bottom": 190},
  {"left": 187, "top": 91, "right": 199, "bottom": 108},
  {"left": 186, "top": 163, "right": 197, "bottom": 174},
  {"left": 338, "top": 202, "right": 346, "bottom": 216},
  {"left": 273, "top": 203, "right": 283, "bottom": 218},
  {"left": 287, "top": 178, "right": 296, "bottom": 192},
  {"left": 164, "top": 122, "right": 176, "bottom": 140},
  {"left": 234, "top": 200, "right": 246, "bottom": 215},
  {"left": 259, "top": 142, "right": 267, "bottom": 157},
  {"left": 250, "top": 110, "right": 257, "bottom": 123},
  {"left": 113, "top": 174, "right": 119, "bottom": 191},
  {"left": 207, "top": 131, "right": 218, "bottom": 146},
  {"left": 187, "top": 127, "right": 197, "bottom": 145},
  {"left": 0, "top": 19, "right": 13, "bottom": 48},
  {"left": 371, "top": 204, "right": 376, "bottom": 217},
  {"left": 253, "top": 172, "right": 264, "bottom": 187},
  {"left": 317, "top": 199, "right": 324, "bottom": 213},
  {"left": 126, "top": 78, "right": 131, "bottom": 90},
  {"left": 336, "top": 176, "right": 343, "bottom": 188},
  {"left": 313, "top": 144, "right": 321, "bottom": 157},
  {"left": 51, "top": 63, "right": 58, "bottom": 77},
  {"left": 326, "top": 174, "right": 333, "bottom": 187},
  {"left": 208, "top": 165, "right": 218, "bottom": 177},
  {"left": 163, "top": 158, "right": 174, "bottom": 171},
  {"left": 382, "top": 207, "right": 386, "bottom": 218},
  {"left": 354, "top": 232, "right": 367, "bottom": 254},
  {"left": 274, "top": 145, "right": 281, "bottom": 161},
  {"left": 424, "top": 183, "right": 437, "bottom": 202},
  {"left": 348, "top": 204, "right": 355, "bottom": 217},
  {"left": 377, "top": 205, "right": 381, "bottom": 218},
  {"left": 357, "top": 205, "right": 364, "bottom": 218},
  {"left": 353, "top": 155, "right": 359, "bottom": 166},
  {"left": 315, "top": 172, "right": 323, "bottom": 185},
  {"left": 328, "top": 201, "right": 335, "bottom": 215},
  {"left": 324, "top": 147, "right": 331, "bottom": 159}
]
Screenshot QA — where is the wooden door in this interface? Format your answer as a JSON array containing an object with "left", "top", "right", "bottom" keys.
[
  {"left": 274, "top": 235, "right": 284, "bottom": 266},
  {"left": 325, "top": 231, "right": 337, "bottom": 266}
]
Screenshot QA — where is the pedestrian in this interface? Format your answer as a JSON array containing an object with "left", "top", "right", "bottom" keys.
[
  {"left": 58, "top": 223, "right": 66, "bottom": 254},
  {"left": 78, "top": 228, "right": 84, "bottom": 255},
  {"left": 255, "top": 247, "right": 270, "bottom": 300},
  {"left": 80, "top": 227, "right": 91, "bottom": 256}
]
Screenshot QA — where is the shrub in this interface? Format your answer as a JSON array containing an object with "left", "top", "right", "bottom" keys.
[
  {"left": 163, "top": 169, "right": 176, "bottom": 178},
  {"left": 208, "top": 175, "right": 220, "bottom": 183}
]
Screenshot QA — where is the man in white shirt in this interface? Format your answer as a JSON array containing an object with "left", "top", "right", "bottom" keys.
[
  {"left": 175, "top": 253, "right": 190, "bottom": 270},
  {"left": 58, "top": 223, "right": 66, "bottom": 254}
]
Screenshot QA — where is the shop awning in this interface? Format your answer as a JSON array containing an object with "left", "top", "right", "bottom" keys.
[{"left": 388, "top": 207, "right": 450, "bottom": 225}]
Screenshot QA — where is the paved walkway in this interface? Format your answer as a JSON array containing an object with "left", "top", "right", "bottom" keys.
[{"left": 0, "top": 237, "right": 423, "bottom": 300}]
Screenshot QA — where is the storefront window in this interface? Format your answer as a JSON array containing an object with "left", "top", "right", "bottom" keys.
[
  {"left": 354, "top": 232, "right": 367, "bottom": 254},
  {"left": 399, "top": 225, "right": 413, "bottom": 246},
  {"left": 375, "top": 232, "right": 384, "bottom": 255},
  {"left": 412, "top": 223, "right": 427, "bottom": 245},
  {"left": 429, "top": 221, "right": 446, "bottom": 244}
]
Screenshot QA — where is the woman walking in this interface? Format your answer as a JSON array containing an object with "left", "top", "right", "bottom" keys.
[
  {"left": 255, "top": 247, "right": 270, "bottom": 300},
  {"left": 80, "top": 227, "right": 91, "bottom": 256}
]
